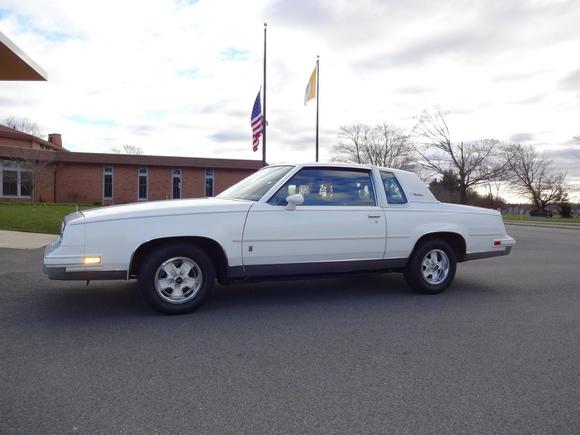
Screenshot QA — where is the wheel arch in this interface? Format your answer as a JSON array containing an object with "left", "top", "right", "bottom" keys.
[
  {"left": 129, "top": 236, "right": 230, "bottom": 283},
  {"left": 411, "top": 231, "right": 467, "bottom": 262}
]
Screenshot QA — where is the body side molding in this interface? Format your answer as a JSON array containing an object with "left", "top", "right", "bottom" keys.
[{"left": 228, "top": 258, "right": 407, "bottom": 280}]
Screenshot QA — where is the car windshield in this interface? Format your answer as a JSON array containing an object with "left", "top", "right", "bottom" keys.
[{"left": 217, "top": 165, "right": 294, "bottom": 201}]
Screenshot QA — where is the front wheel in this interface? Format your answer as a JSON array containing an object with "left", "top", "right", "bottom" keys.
[
  {"left": 404, "top": 239, "right": 457, "bottom": 294},
  {"left": 138, "top": 243, "right": 215, "bottom": 314}
]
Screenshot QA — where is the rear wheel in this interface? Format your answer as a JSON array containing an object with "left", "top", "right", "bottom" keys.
[
  {"left": 138, "top": 243, "right": 215, "bottom": 314},
  {"left": 404, "top": 239, "right": 456, "bottom": 294}
]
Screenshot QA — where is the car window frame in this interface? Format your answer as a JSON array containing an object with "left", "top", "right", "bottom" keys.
[
  {"left": 251, "top": 165, "right": 301, "bottom": 203},
  {"left": 265, "top": 166, "right": 380, "bottom": 208},
  {"left": 217, "top": 164, "right": 297, "bottom": 202}
]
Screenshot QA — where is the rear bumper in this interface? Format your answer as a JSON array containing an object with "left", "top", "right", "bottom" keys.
[
  {"left": 463, "top": 246, "right": 512, "bottom": 261},
  {"left": 463, "top": 235, "right": 514, "bottom": 261}
]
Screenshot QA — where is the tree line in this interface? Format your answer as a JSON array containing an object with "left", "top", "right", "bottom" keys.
[
  {"left": 2, "top": 115, "right": 575, "bottom": 209},
  {"left": 333, "top": 109, "right": 573, "bottom": 210}
]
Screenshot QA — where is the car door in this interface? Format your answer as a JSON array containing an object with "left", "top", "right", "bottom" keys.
[
  {"left": 380, "top": 170, "right": 412, "bottom": 260},
  {"left": 242, "top": 167, "right": 387, "bottom": 275}
]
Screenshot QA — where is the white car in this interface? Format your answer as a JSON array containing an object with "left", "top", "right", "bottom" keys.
[{"left": 44, "top": 163, "right": 515, "bottom": 314}]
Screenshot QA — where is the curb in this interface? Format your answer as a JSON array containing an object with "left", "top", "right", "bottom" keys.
[{"left": 504, "top": 221, "right": 580, "bottom": 230}]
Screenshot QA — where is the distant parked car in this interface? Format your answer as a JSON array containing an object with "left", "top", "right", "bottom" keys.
[
  {"left": 529, "top": 209, "right": 553, "bottom": 218},
  {"left": 44, "top": 163, "right": 515, "bottom": 314}
]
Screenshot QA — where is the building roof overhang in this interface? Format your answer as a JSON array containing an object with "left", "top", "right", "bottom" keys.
[
  {"left": 0, "top": 144, "right": 264, "bottom": 170},
  {"left": 0, "top": 31, "right": 47, "bottom": 81}
]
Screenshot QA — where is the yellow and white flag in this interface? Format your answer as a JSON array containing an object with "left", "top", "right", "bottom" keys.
[{"left": 304, "top": 66, "right": 317, "bottom": 105}]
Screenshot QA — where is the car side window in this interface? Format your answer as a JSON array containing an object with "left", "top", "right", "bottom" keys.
[
  {"left": 269, "top": 168, "right": 376, "bottom": 206},
  {"left": 380, "top": 171, "right": 407, "bottom": 205}
]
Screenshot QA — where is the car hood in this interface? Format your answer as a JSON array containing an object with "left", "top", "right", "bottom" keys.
[{"left": 77, "top": 197, "right": 253, "bottom": 224}]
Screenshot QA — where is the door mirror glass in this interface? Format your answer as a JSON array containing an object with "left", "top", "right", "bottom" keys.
[{"left": 285, "top": 193, "right": 304, "bottom": 210}]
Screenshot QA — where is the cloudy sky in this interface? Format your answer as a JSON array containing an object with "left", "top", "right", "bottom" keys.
[{"left": 1, "top": 0, "right": 579, "bottom": 195}]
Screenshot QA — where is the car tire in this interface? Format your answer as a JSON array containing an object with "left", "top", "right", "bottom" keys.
[
  {"left": 138, "top": 242, "right": 215, "bottom": 314},
  {"left": 404, "top": 239, "right": 457, "bottom": 294}
]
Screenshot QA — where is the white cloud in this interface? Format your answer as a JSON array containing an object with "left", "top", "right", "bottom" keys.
[{"left": 0, "top": 0, "right": 579, "bottom": 191}]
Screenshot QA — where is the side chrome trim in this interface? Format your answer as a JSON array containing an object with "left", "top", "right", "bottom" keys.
[
  {"left": 386, "top": 234, "right": 410, "bottom": 239},
  {"left": 81, "top": 210, "right": 246, "bottom": 226},
  {"left": 242, "top": 235, "right": 385, "bottom": 243}
]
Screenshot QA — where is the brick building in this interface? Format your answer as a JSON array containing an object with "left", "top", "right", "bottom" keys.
[
  {"left": 0, "top": 32, "right": 261, "bottom": 204},
  {"left": 0, "top": 126, "right": 262, "bottom": 204}
]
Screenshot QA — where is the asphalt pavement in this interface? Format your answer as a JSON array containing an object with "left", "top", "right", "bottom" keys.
[{"left": 1, "top": 225, "right": 580, "bottom": 434}]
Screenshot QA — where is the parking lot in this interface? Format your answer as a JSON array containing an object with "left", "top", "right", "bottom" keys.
[{"left": 1, "top": 224, "right": 579, "bottom": 434}]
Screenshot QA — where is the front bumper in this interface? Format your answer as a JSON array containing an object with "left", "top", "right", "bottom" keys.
[
  {"left": 43, "top": 237, "right": 126, "bottom": 281},
  {"left": 43, "top": 265, "right": 127, "bottom": 280}
]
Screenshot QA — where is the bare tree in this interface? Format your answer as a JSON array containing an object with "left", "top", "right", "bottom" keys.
[
  {"left": 4, "top": 117, "right": 44, "bottom": 138},
  {"left": 486, "top": 179, "right": 505, "bottom": 210},
  {"left": 110, "top": 144, "right": 144, "bottom": 155},
  {"left": 504, "top": 144, "right": 567, "bottom": 210},
  {"left": 334, "top": 123, "right": 370, "bottom": 164},
  {"left": 413, "top": 109, "right": 509, "bottom": 204},
  {"left": 334, "top": 122, "right": 415, "bottom": 169}
]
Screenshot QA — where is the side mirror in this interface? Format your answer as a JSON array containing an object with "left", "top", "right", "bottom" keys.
[{"left": 285, "top": 193, "right": 304, "bottom": 211}]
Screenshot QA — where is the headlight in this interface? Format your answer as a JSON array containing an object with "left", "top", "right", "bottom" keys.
[{"left": 61, "top": 211, "right": 84, "bottom": 238}]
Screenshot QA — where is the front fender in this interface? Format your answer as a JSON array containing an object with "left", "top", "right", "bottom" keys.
[{"left": 82, "top": 211, "right": 248, "bottom": 273}]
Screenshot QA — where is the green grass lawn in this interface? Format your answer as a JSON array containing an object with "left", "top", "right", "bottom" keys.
[
  {"left": 503, "top": 214, "right": 580, "bottom": 224},
  {"left": 0, "top": 203, "right": 95, "bottom": 234}
]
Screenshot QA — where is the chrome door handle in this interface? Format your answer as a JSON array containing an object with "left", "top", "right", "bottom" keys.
[{"left": 368, "top": 214, "right": 382, "bottom": 219}]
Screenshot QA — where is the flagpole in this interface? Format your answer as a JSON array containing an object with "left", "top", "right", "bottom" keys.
[
  {"left": 262, "top": 22, "right": 267, "bottom": 167},
  {"left": 315, "top": 55, "right": 319, "bottom": 162}
]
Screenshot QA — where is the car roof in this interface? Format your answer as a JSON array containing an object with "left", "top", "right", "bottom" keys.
[
  {"left": 269, "top": 161, "right": 414, "bottom": 176},
  {"left": 264, "top": 162, "right": 437, "bottom": 203}
]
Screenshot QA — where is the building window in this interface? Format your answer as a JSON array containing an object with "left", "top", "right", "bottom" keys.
[
  {"left": 138, "top": 167, "right": 148, "bottom": 200},
  {"left": 0, "top": 160, "right": 32, "bottom": 198},
  {"left": 2, "top": 170, "right": 17, "bottom": 196},
  {"left": 20, "top": 171, "right": 32, "bottom": 197},
  {"left": 103, "top": 166, "right": 113, "bottom": 200},
  {"left": 204, "top": 168, "right": 214, "bottom": 197},
  {"left": 172, "top": 168, "right": 181, "bottom": 199}
]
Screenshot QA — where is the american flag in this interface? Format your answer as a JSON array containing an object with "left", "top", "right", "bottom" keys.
[{"left": 250, "top": 91, "right": 262, "bottom": 152}]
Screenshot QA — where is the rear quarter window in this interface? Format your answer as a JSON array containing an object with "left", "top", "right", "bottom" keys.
[{"left": 380, "top": 171, "right": 407, "bottom": 205}]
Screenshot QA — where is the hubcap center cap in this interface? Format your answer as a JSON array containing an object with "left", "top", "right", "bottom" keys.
[{"left": 175, "top": 276, "right": 184, "bottom": 284}]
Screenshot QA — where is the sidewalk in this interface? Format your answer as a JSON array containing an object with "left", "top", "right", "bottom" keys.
[{"left": 0, "top": 230, "right": 57, "bottom": 250}]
